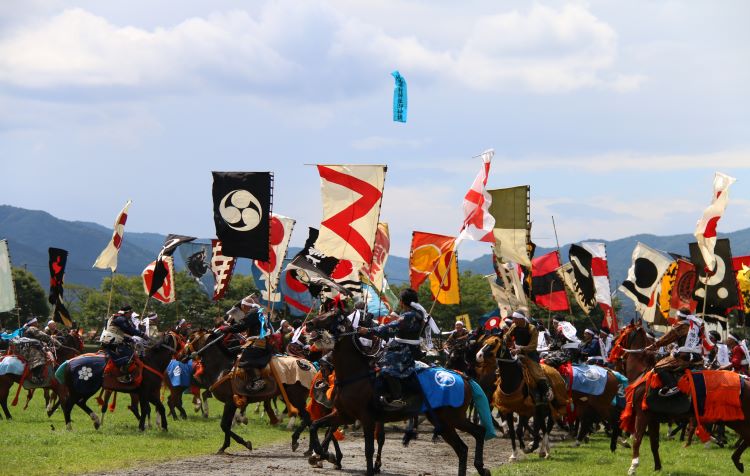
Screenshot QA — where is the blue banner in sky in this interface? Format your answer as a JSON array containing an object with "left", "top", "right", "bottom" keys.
[{"left": 392, "top": 70, "right": 407, "bottom": 123}]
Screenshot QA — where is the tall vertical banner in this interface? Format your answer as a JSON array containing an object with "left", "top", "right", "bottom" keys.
[
  {"left": 212, "top": 172, "right": 273, "bottom": 260},
  {"left": 48, "top": 247, "right": 72, "bottom": 326},
  {"left": 694, "top": 172, "right": 736, "bottom": 272},
  {"left": 619, "top": 242, "right": 673, "bottom": 315},
  {"left": 142, "top": 257, "right": 176, "bottom": 304},
  {"left": 252, "top": 214, "right": 295, "bottom": 303},
  {"left": 409, "top": 231, "right": 460, "bottom": 305},
  {"left": 361, "top": 222, "right": 390, "bottom": 291},
  {"left": 570, "top": 242, "right": 617, "bottom": 331},
  {"left": 211, "top": 239, "right": 236, "bottom": 301},
  {"left": 670, "top": 257, "right": 698, "bottom": 314},
  {"left": 457, "top": 150, "right": 495, "bottom": 243},
  {"left": 391, "top": 70, "right": 407, "bottom": 123},
  {"left": 488, "top": 186, "right": 530, "bottom": 266},
  {"left": 0, "top": 240, "right": 16, "bottom": 313},
  {"left": 531, "top": 251, "right": 569, "bottom": 312},
  {"left": 316, "top": 165, "right": 386, "bottom": 265},
  {"left": 93, "top": 200, "right": 131, "bottom": 272}
]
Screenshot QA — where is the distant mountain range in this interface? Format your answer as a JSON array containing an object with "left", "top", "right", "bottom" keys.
[{"left": 3, "top": 204, "right": 750, "bottom": 308}]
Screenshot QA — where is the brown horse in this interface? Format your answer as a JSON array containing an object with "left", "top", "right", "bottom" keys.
[
  {"left": 0, "top": 331, "right": 83, "bottom": 419},
  {"left": 206, "top": 299, "right": 313, "bottom": 454},
  {"left": 475, "top": 335, "right": 568, "bottom": 461},
  {"left": 609, "top": 323, "right": 655, "bottom": 383},
  {"left": 305, "top": 310, "right": 492, "bottom": 476}
]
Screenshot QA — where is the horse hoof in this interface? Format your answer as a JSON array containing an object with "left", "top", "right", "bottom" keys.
[
  {"left": 291, "top": 440, "right": 299, "bottom": 452},
  {"left": 245, "top": 441, "right": 253, "bottom": 451},
  {"left": 308, "top": 455, "right": 321, "bottom": 466},
  {"left": 572, "top": 441, "right": 581, "bottom": 448},
  {"left": 216, "top": 449, "right": 226, "bottom": 455},
  {"left": 332, "top": 454, "right": 342, "bottom": 466},
  {"left": 733, "top": 460, "right": 744, "bottom": 473},
  {"left": 303, "top": 450, "right": 313, "bottom": 457},
  {"left": 508, "top": 456, "right": 516, "bottom": 463}
]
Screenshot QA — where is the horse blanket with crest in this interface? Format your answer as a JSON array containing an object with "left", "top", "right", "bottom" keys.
[
  {"left": 416, "top": 367, "right": 465, "bottom": 410},
  {"left": 571, "top": 364, "right": 609, "bottom": 396},
  {"left": 59, "top": 354, "right": 106, "bottom": 396},
  {"left": 167, "top": 359, "right": 193, "bottom": 388},
  {"left": 270, "top": 356, "right": 316, "bottom": 388}
]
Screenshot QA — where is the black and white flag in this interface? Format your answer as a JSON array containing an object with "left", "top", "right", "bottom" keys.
[
  {"left": 619, "top": 242, "right": 673, "bottom": 309},
  {"left": 568, "top": 244, "right": 598, "bottom": 312},
  {"left": 212, "top": 171, "right": 273, "bottom": 260},
  {"left": 689, "top": 238, "right": 739, "bottom": 316}
]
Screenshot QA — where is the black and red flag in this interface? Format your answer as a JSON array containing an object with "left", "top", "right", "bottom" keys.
[
  {"left": 48, "top": 247, "right": 72, "bottom": 326},
  {"left": 148, "top": 234, "right": 196, "bottom": 298},
  {"left": 212, "top": 171, "right": 273, "bottom": 260},
  {"left": 531, "top": 250, "right": 569, "bottom": 312}
]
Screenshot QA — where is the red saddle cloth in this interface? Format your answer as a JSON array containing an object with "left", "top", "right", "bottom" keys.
[
  {"left": 103, "top": 356, "right": 143, "bottom": 389},
  {"left": 678, "top": 370, "right": 745, "bottom": 442}
]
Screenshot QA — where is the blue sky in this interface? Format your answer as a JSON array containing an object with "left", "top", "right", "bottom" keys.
[{"left": 1, "top": 1, "right": 748, "bottom": 259}]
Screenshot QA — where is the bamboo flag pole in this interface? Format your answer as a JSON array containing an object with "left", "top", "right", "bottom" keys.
[
  {"left": 551, "top": 216, "right": 573, "bottom": 315},
  {"left": 105, "top": 271, "right": 115, "bottom": 318}
]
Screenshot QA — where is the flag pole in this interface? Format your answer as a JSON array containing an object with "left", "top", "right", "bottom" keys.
[
  {"left": 141, "top": 296, "right": 151, "bottom": 320},
  {"left": 105, "top": 271, "right": 115, "bottom": 319},
  {"left": 551, "top": 216, "right": 573, "bottom": 316}
]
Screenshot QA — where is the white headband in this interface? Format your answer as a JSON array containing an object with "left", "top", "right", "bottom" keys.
[
  {"left": 676, "top": 310, "right": 690, "bottom": 319},
  {"left": 585, "top": 329, "right": 595, "bottom": 335},
  {"left": 728, "top": 334, "right": 740, "bottom": 342},
  {"left": 512, "top": 311, "right": 528, "bottom": 322}
]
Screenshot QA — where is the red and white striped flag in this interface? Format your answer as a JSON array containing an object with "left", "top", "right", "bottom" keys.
[
  {"left": 581, "top": 242, "right": 617, "bottom": 332},
  {"left": 93, "top": 200, "right": 131, "bottom": 272},
  {"left": 695, "top": 172, "right": 736, "bottom": 272},
  {"left": 457, "top": 149, "right": 495, "bottom": 244}
]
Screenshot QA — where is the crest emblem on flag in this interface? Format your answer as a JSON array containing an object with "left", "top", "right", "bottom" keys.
[
  {"left": 142, "top": 257, "right": 175, "bottom": 303},
  {"left": 689, "top": 238, "right": 739, "bottom": 315},
  {"left": 212, "top": 172, "right": 273, "bottom": 260},
  {"left": 619, "top": 242, "right": 673, "bottom": 309}
]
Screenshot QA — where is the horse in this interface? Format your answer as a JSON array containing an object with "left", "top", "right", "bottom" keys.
[
  {"left": 542, "top": 350, "right": 623, "bottom": 450},
  {"left": 57, "top": 332, "right": 177, "bottom": 431},
  {"left": 608, "top": 323, "right": 655, "bottom": 383},
  {"left": 475, "top": 334, "right": 568, "bottom": 461},
  {"left": 305, "top": 309, "right": 493, "bottom": 476},
  {"left": 206, "top": 298, "right": 313, "bottom": 454},
  {"left": 0, "top": 331, "right": 83, "bottom": 419},
  {"left": 620, "top": 324, "right": 750, "bottom": 475}
]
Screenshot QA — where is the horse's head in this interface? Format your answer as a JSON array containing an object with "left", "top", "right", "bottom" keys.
[
  {"left": 475, "top": 335, "right": 503, "bottom": 364},
  {"left": 306, "top": 310, "right": 351, "bottom": 352}
]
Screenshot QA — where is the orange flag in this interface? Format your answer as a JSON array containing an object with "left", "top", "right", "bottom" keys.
[{"left": 409, "top": 231, "right": 460, "bottom": 305}]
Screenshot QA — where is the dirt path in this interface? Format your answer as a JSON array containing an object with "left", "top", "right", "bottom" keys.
[{"left": 99, "top": 426, "right": 523, "bottom": 476}]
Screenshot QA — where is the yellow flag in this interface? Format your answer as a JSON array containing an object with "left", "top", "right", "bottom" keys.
[
  {"left": 658, "top": 262, "right": 678, "bottom": 322},
  {"left": 455, "top": 314, "right": 472, "bottom": 330},
  {"left": 737, "top": 265, "right": 750, "bottom": 314}
]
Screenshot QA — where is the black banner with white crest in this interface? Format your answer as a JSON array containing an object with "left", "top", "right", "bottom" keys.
[
  {"left": 689, "top": 238, "right": 739, "bottom": 316},
  {"left": 212, "top": 172, "right": 273, "bottom": 260}
]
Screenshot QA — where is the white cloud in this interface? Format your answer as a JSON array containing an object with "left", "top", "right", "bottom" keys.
[{"left": 0, "top": 2, "right": 640, "bottom": 99}]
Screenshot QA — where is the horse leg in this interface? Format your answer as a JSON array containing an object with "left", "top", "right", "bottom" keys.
[
  {"left": 167, "top": 387, "right": 178, "bottom": 421},
  {"left": 149, "top": 391, "right": 168, "bottom": 431},
  {"left": 218, "top": 403, "right": 235, "bottom": 454},
  {"left": 291, "top": 407, "right": 310, "bottom": 452},
  {"left": 264, "top": 399, "right": 279, "bottom": 425},
  {"left": 76, "top": 399, "right": 101, "bottom": 430},
  {"left": 309, "top": 412, "right": 339, "bottom": 463},
  {"left": 374, "top": 421, "right": 385, "bottom": 473},
  {"left": 176, "top": 389, "right": 187, "bottom": 420},
  {"left": 629, "top": 412, "right": 648, "bottom": 476},
  {"left": 506, "top": 413, "right": 518, "bottom": 462},
  {"left": 362, "top": 420, "right": 376, "bottom": 476},
  {"left": 222, "top": 402, "right": 253, "bottom": 452},
  {"left": 62, "top": 397, "right": 75, "bottom": 431},
  {"left": 455, "top": 417, "right": 491, "bottom": 476},
  {"left": 0, "top": 382, "right": 12, "bottom": 420},
  {"left": 648, "top": 418, "right": 661, "bottom": 471},
  {"left": 99, "top": 390, "right": 110, "bottom": 423},
  {"left": 331, "top": 429, "right": 343, "bottom": 470},
  {"left": 438, "top": 426, "right": 469, "bottom": 476},
  {"left": 609, "top": 407, "right": 621, "bottom": 453}
]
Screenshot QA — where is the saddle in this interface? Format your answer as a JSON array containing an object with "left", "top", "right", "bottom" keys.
[
  {"left": 103, "top": 356, "right": 144, "bottom": 391},
  {"left": 644, "top": 370, "right": 691, "bottom": 416}
]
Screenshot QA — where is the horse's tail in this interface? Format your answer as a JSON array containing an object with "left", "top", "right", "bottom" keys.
[{"left": 468, "top": 378, "right": 496, "bottom": 440}]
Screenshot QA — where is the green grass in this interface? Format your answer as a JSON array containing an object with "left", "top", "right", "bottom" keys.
[
  {"left": 492, "top": 430, "right": 738, "bottom": 475},
  {"left": 2, "top": 384, "right": 290, "bottom": 475}
]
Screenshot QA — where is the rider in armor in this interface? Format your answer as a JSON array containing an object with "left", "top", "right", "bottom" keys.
[
  {"left": 219, "top": 301, "right": 271, "bottom": 393},
  {"left": 359, "top": 288, "right": 427, "bottom": 409},
  {"left": 445, "top": 321, "right": 470, "bottom": 352},
  {"left": 100, "top": 305, "right": 148, "bottom": 383},
  {"left": 647, "top": 309, "right": 706, "bottom": 394},
  {"left": 22, "top": 318, "right": 55, "bottom": 345},
  {"left": 503, "top": 310, "right": 550, "bottom": 406}
]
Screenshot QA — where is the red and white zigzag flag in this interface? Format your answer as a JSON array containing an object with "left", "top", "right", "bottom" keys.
[
  {"left": 695, "top": 172, "right": 736, "bottom": 272},
  {"left": 457, "top": 149, "right": 495, "bottom": 244},
  {"left": 580, "top": 242, "right": 618, "bottom": 332},
  {"left": 93, "top": 200, "right": 132, "bottom": 272},
  {"left": 211, "top": 239, "right": 236, "bottom": 301},
  {"left": 316, "top": 165, "right": 386, "bottom": 264}
]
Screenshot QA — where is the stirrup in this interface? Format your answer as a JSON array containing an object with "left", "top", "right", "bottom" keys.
[
  {"left": 658, "top": 387, "right": 680, "bottom": 397},
  {"left": 117, "top": 375, "right": 133, "bottom": 384},
  {"left": 381, "top": 396, "right": 407, "bottom": 409}
]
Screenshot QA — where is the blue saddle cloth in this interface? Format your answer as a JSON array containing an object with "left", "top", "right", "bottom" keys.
[
  {"left": 416, "top": 367, "right": 465, "bottom": 411},
  {"left": 167, "top": 359, "right": 193, "bottom": 387},
  {"left": 571, "top": 364, "right": 609, "bottom": 396},
  {"left": 66, "top": 354, "right": 106, "bottom": 396},
  {"left": 0, "top": 355, "right": 25, "bottom": 376}
]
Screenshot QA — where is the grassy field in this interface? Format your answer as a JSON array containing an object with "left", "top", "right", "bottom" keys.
[
  {"left": 492, "top": 430, "right": 738, "bottom": 476},
  {"left": 2, "top": 384, "right": 290, "bottom": 475}
]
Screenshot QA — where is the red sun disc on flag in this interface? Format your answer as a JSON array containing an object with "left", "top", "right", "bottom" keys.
[{"left": 485, "top": 317, "right": 500, "bottom": 330}]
